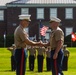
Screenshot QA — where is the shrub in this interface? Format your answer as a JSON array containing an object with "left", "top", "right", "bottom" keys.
[{"left": 64, "top": 34, "right": 76, "bottom": 47}]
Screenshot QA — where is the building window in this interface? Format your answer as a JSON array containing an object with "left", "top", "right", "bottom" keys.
[
  {"left": 21, "top": 8, "right": 29, "bottom": 15},
  {"left": 65, "top": 27, "right": 73, "bottom": 36},
  {"left": 0, "top": 10, "right": 4, "bottom": 21},
  {"left": 65, "top": 8, "right": 73, "bottom": 19},
  {"left": 45, "top": 29, "right": 51, "bottom": 40},
  {"left": 37, "top": 8, "right": 44, "bottom": 19},
  {"left": 45, "top": 33, "right": 50, "bottom": 40},
  {"left": 50, "top": 8, "right": 57, "bottom": 19}
]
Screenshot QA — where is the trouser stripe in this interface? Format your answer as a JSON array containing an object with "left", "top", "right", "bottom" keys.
[
  {"left": 20, "top": 49, "right": 24, "bottom": 75},
  {"left": 54, "top": 59, "right": 58, "bottom": 75}
]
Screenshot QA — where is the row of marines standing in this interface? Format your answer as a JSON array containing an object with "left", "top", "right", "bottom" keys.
[
  {"left": 7, "top": 43, "right": 69, "bottom": 72},
  {"left": 7, "top": 44, "right": 52, "bottom": 72},
  {"left": 27, "top": 45, "right": 51, "bottom": 72}
]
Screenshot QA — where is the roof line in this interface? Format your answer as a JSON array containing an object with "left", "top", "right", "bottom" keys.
[
  {"left": 6, "top": 3, "right": 76, "bottom": 7},
  {"left": 0, "top": 6, "right": 7, "bottom": 9}
]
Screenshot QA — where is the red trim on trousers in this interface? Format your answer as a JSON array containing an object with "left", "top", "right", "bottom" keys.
[
  {"left": 54, "top": 59, "right": 58, "bottom": 75},
  {"left": 20, "top": 49, "right": 24, "bottom": 75}
]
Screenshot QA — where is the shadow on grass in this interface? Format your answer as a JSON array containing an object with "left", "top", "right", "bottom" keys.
[
  {"left": 0, "top": 70, "right": 15, "bottom": 72},
  {"left": 26, "top": 69, "right": 51, "bottom": 73}
]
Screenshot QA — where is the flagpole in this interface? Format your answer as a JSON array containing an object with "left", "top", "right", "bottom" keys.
[
  {"left": 4, "top": 37, "right": 6, "bottom": 47},
  {"left": 39, "top": 20, "right": 41, "bottom": 40},
  {"left": 4, "top": 32, "right": 6, "bottom": 47},
  {"left": 39, "top": 20, "right": 44, "bottom": 41}
]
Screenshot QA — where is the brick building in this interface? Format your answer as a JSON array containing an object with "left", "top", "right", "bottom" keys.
[{"left": 0, "top": 0, "right": 76, "bottom": 46}]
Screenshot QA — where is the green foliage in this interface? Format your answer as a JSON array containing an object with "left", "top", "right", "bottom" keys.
[{"left": 0, "top": 48, "right": 76, "bottom": 75}]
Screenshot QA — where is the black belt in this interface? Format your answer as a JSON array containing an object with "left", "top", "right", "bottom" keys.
[
  {"left": 16, "top": 48, "right": 23, "bottom": 50},
  {"left": 51, "top": 47, "right": 56, "bottom": 50}
]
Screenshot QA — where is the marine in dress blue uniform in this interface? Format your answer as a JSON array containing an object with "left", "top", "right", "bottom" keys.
[
  {"left": 45, "top": 47, "right": 51, "bottom": 71},
  {"left": 7, "top": 44, "right": 16, "bottom": 71},
  {"left": 37, "top": 47, "right": 45, "bottom": 72},
  {"left": 14, "top": 14, "right": 41, "bottom": 75},
  {"left": 28, "top": 46, "right": 36, "bottom": 71},
  {"left": 62, "top": 45, "right": 70, "bottom": 71}
]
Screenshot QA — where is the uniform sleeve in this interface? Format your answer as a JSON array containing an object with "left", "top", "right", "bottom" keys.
[{"left": 55, "top": 30, "right": 64, "bottom": 41}]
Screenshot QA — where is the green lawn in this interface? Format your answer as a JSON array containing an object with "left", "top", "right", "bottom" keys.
[{"left": 0, "top": 48, "right": 76, "bottom": 75}]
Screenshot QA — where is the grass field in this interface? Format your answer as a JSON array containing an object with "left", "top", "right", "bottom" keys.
[{"left": 0, "top": 48, "right": 76, "bottom": 75}]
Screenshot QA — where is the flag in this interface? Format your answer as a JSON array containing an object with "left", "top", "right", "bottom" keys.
[
  {"left": 71, "top": 32, "right": 76, "bottom": 41},
  {"left": 40, "top": 26, "right": 48, "bottom": 36}
]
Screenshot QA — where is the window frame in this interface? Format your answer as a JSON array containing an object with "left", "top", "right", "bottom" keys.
[
  {"left": 45, "top": 29, "right": 51, "bottom": 40},
  {"left": 65, "top": 27, "right": 73, "bottom": 36},
  {"left": 37, "top": 8, "right": 44, "bottom": 19},
  {"left": 65, "top": 8, "right": 73, "bottom": 19},
  {"left": 21, "top": 8, "right": 29, "bottom": 15},
  {"left": 50, "top": 8, "right": 57, "bottom": 19},
  {"left": 0, "top": 10, "right": 4, "bottom": 21}
]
